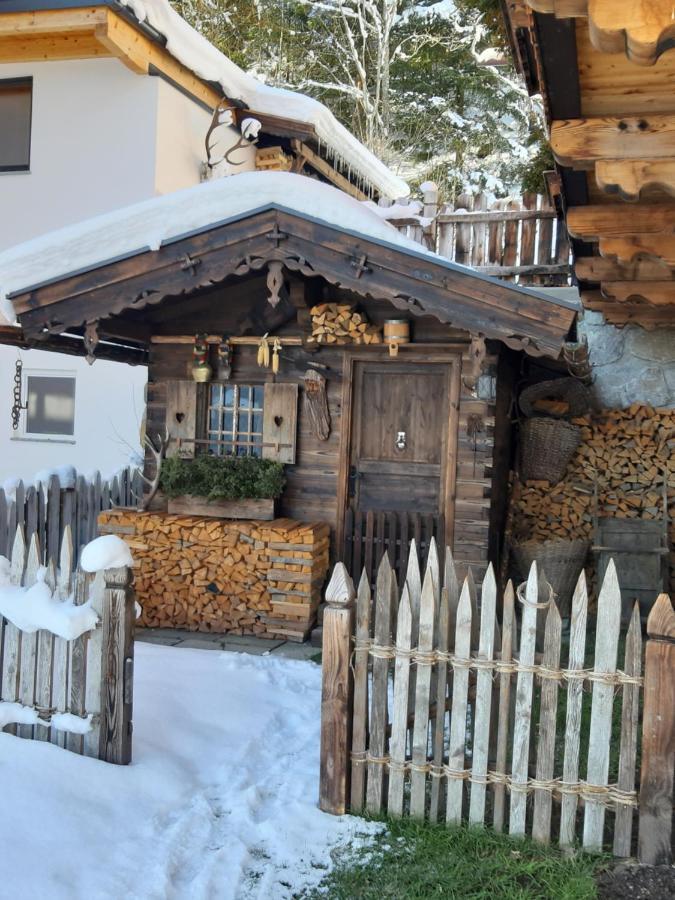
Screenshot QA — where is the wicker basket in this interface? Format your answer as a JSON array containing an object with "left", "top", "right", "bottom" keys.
[
  {"left": 512, "top": 538, "right": 590, "bottom": 617},
  {"left": 519, "top": 417, "right": 580, "bottom": 483},
  {"left": 519, "top": 377, "right": 590, "bottom": 419}
]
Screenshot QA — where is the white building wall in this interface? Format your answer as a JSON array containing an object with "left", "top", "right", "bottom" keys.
[
  {"left": 0, "top": 57, "right": 247, "bottom": 483},
  {"left": 0, "top": 58, "right": 159, "bottom": 248},
  {"left": 0, "top": 348, "right": 145, "bottom": 484}
]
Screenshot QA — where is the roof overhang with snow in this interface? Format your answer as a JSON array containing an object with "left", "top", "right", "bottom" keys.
[
  {"left": 1, "top": 174, "right": 578, "bottom": 359},
  {"left": 0, "top": 0, "right": 408, "bottom": 200}
]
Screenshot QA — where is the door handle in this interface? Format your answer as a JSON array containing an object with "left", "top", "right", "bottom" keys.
[
  {"left": 348, "top": 466, "right": 361, "bottom": 497},
  {"left": 396, "top": 431, "right": 407, "bottom": 451}
]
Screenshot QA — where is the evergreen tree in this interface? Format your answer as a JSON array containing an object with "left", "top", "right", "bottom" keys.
[{"left": 171, "top": 0, "right": 547, "bottom": 198}]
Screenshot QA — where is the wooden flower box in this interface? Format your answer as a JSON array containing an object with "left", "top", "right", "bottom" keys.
[{"left": 166, "top": 495, "right": 277, "bottom": 520}]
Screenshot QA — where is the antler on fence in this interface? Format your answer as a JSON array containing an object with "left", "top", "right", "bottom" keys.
[{"left": 132, "top": 428, "right": 170, "bottom": 512}]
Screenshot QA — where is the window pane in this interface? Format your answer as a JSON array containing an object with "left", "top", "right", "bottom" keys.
[
  {"left": 252, "top": 386, "right": 264, "bottom": 409},
  {"left": 26, "top": 376, "right": 75, "bottom": 436},
  {"left": 0, "top": 80, "right": 32, "bottom": 170},
  {"left": 224, "top": 385, "right": 236, "bottom": 408},
  {"left": 237, "top": 412, "right": 248, "bottom": 434},
  {"left": 239, "top": 386, "right": 251, "bottom": 409},
  {"left": 223, "top": 410, "right": 234, "bottom": 434},
  {"left": 252, "top": 412, "right": 263, "bottom": 434}
]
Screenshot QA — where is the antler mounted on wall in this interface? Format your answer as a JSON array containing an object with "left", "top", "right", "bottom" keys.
[{"left": 133, "top": 427, "right": 170, "bottom": 512}]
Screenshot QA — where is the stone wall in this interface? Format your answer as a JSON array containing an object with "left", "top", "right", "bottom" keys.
[{"left": 578, "top": 312, "right": 675, "bottom": 409}]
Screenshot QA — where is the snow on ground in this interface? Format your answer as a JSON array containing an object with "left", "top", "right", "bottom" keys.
[{"left": 0, "top": 643, "right": 380, "bottom": 899}]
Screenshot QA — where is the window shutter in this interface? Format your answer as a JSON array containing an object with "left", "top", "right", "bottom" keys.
[
  {"left": 166, "top": 380, "right": 200, "bottom": 459},
  {"left": 262, "top": 383, "right": 298, "bottom": 464}
]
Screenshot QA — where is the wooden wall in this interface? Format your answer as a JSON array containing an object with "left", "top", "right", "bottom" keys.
[{"left": 144, "top": 287, "right": 505, "bottom": 582}]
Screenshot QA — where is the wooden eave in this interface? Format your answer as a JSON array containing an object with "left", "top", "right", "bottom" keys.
[
  {"left": 6, "top": 207, "right": 577, "bottom": 358},
  {"left": 0, "top": 4, "right": 376, "bottom": 199},
  {"left": 501, "top": 2, "right": 675, "bottom": 328}
]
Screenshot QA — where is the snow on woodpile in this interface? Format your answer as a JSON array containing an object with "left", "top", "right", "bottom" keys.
[
  {"left": 119, "top": 0, "right": 408, "bottom": 201},
  {"left": 0, "top": 561, "right": 98, "bottom": 640},
  {"left": 0, "top": 171, "right": 434, "bottom": 324},
  {"left": 80, "top": 535, "right": 134, "bottom": 573}
]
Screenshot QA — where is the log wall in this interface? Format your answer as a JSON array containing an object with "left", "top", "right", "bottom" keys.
[
  {"left": 144, "top": 294, "right": 502, "bottom": 586},
  {"left": 99, "top": 510, "right": 329, "bottom": 641}
]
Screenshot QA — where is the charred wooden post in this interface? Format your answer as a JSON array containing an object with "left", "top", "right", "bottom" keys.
[
  {"left": 319, "top": 563, "right": 356, "bottom": 815},
  {"left": 100, "top": 565, "right": 135, "bottom": 765},
  {"left": 638, "top": 592, "right": 675, "bottom": 865}
]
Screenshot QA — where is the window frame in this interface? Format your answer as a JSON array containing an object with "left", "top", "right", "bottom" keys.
[
  {"left": 206, "top": 383, "right": 265, "bottom": 457},
  {"left": 20, "top": 369, "right": 77, "bottom": 442},
  {"left": 0, "top": 76, "right": 33, "bottom": 173}
]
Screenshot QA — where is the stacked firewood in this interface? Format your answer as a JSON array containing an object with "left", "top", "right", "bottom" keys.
[
  {"left": 98, "top": 511, "right": 329, "bottom": 640},
  {"left": 262, "top": 520, "right": 330, "bottom": 640},
  {"left": 510, "top": 404, "right": 675, "bottom": 583},
  {"left": 307, "top": 303, "right": 382, "bottom": 345}
]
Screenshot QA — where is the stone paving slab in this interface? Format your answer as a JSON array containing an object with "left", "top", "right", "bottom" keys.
[{"left": 135, "top": 629, "right": 319, "bottom": 661}]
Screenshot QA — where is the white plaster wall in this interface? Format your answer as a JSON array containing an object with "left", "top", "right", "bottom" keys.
[
  {"left": 154, "top": 81, "right": 256, "bottom": 193},
  {"left": 0, "top": 58, "right": 159, "bottom": 249},
  {"left": 0, "top": 347, "right": 146, "bottom": 484}
]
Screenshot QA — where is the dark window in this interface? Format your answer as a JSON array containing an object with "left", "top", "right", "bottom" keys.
[
  {"left": 0, "top": 78, "right": 32, "bottom": 172},
  {"left": 26, "top": 375, "right": 76, "bottom": 437},
  {"left": 207, "top": 384, "right": 264, "bottom": 456}
]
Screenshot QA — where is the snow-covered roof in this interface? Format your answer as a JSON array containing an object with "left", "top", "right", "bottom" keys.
[
  {"left": 0, "top": 172, "right": 581, "bottom": 333},
  {"left": 0, "top": 172, "right": 430, "bottom": 325},
  {"left": 118, "top": 0, "right": 409, "bottom": 201}
]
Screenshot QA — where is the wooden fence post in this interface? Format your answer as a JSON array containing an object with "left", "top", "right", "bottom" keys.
[
  {"left": 638, "top": 593, "right": 675, "bottom": 865},
  {"left": 319, "top": 562, "right": 356, "bottom": 815},
  {"left": 99, "top": 565, "right": 135, "bottom": 765}
]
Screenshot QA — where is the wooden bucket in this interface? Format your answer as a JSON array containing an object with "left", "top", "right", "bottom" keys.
[{"left": 383, "top": 319, "right": 410, "bottom": 345}]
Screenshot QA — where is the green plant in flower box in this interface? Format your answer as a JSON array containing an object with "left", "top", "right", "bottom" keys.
[{"left": 159, "top": 454, "right": 286, "bottom": 501}]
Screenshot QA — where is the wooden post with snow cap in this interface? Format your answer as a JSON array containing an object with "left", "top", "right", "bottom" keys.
[
  {"left": 99, "top": 564, "right": 135, "bottom": 764},
  {"left": 638, "top": 593, "right": 675, "bottom": 865},
  {"left": 319, "top": 563, "right": 356, "bottom": 815}
]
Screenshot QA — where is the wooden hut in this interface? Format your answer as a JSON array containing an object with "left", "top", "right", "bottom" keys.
[{"left": 0, "top": 172, "right": 578, "bottom": 638}]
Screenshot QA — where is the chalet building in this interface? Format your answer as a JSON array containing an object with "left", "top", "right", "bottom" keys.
[
  {"left": 0, "top": 0, "right": 405, "bottom": 483},
  {"left": 0, "top": 167, "right": 578, "bottom": 637}
]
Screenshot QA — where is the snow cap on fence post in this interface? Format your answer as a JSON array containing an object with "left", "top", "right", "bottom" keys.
[{"left": 319, "top": 563, "right": 356, "bottom": 816}]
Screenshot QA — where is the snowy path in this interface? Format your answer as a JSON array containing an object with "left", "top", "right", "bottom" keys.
[{"left": 0, "top": 644, "right": 379, "bottom": 899}]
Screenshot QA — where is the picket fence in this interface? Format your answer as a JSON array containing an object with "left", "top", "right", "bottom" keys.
[
  {"left": 0, "top": 467, "right": 142, "bottom": 567},
  {"left": 0, "top": 524, "right": 134, "bottom": 764},
  {"left": 319, "top": 539, "right": 675, "bottom": 865},
  {"left": 392, "top": 190, "right": 571, "bottom": 285}
]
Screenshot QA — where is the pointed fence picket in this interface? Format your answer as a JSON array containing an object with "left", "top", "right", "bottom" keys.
[
  {"left": 0, "top": 467, "right": 140, "bottom": 567},
  {"left": 319, "top": 536, "right": 674, "bottom": 864},
  {"left": 0, "top": 523, "right": 135, "bottom": 764}
]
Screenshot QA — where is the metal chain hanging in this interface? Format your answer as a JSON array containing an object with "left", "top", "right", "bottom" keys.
[{"left": 11, "top": 358, "right": 27, "bottom": 430}]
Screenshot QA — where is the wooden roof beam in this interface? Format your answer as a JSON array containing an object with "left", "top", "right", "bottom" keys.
[
  {"left": 581, "top": 290, "right": 675, "bottom": 328},
  {"left": 575, "top": 255, "right": 675, "bottom": 282},
  {"left": 595, "top": 159, "right": 675, "bottom": 202},
  {"left": 290, "top": 139, "right": 369, "bottom": 201},
  {"left": 568, "top": 204, "right": 675, "bottom": 240},
  {"left": 598, "top": 234, "right": 675, "bottom": 267},
  {"left": 600, "top": 282, "right": 675, "bottom": 307},
  {"left": 551, "top": 115, "right": 675, "bottom": 169},
  {"left": 526, "top": 1, "right": 675, "bottom": 66}
]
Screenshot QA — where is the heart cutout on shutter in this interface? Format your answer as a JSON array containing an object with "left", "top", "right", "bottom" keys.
[
  {"left": 175, "top": 412, "right": 185, "bottom": 424},
  {"left": 274, "top": 415, "right": 283, "bottom": 427}
]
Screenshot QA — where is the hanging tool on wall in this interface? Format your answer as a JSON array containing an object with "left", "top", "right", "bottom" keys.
[
  {"left": 216, "top": 338, "right": 232, "bottom": 380},
  {"left": 11, "top": 358, "right": 27, "bottom": 431}
]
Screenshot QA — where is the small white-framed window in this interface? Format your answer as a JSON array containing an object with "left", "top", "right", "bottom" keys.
[{"left": 22, "top": 371, "right": 76, "bottom": 438}]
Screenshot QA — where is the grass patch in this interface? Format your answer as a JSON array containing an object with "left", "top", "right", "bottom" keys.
[{"left": 303, "top": 818, "right": 606, "bottom": 900}]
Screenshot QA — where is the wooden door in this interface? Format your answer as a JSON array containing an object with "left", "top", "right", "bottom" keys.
[{"left": 343, "top": 360, "right": 456, "bottom": 586}]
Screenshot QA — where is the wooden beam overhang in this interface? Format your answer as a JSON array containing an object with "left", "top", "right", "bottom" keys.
[
  {"left": 501, "top": 1, "right": 675, "bottom": 326},
  {"left": 6, "top": 208, "right": 577, "bottom": 358},
  {"left": 0, "top": 324, "right": 148, "bottom": 365},
  {"left": 525, "top": 1, "right": 675, "bottom": 66}
]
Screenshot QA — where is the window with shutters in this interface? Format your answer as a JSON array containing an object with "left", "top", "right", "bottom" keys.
[
  {"left": 0, "top": 78, "right": 33, "bottom": 172},
  {"left": 22, "top": 371, "right": 76, "bottom": 439},
  {"left": 207, "top": 384, "right": 265, "bottom": 456}
]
